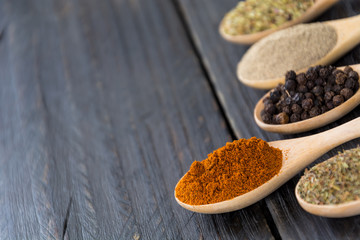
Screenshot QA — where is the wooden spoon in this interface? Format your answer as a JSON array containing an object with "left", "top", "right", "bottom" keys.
[
  {"left": 219, "top": 0, "right": 339, "bottom": 45},
  {"left": 237, "top": 14, "right": 360, "bottom": 89},
  {"left": 295, "top": 169, "right": 360, "bottom": 218},
  {"left": 175, "top": 117, "right": 360, "bottom": 214},
  {"left": 254, "top": 64, "right": 360, "bottom": 134}
]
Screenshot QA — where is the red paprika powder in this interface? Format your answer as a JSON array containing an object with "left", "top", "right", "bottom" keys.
[{"left": 175, "top": 137, "right": 282, "bottom": 205}]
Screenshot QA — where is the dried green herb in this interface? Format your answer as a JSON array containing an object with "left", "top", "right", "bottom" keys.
[
  {"left": 297, "top": 147, "right": 360, "bottom": 205},
  {"left": 222, "top": 0, "right": 315, "bottom": 35}
]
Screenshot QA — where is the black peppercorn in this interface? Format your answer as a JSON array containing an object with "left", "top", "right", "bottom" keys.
[
  {"left": 327, "top": 74, "right": 336, "bottom": 85},
  {"left": 349, "top": 71, "right": 359, "bottom": 81},
  {"left": 312, "top": 86, "right": 323, "bottom": 96},
  {"left": 301, "top": 111, "right": 309, "bottom": 120},
  {"left": 302, "top": 98, "right": 313, "bottom": 111},
  {"left": 332, "top": 69, "right": 343, "bottom": 76},
  {"left": 285, "top": 70, "right": 296, "bottom": 81},
  {"left": 304, "top": 92, "right": 314, "bottom": 100},
  {"left": 340, "top": 88, "right": 353, "bottom": 100},
  {"left": 314, "top": 65, "right": 322, "bottom": 73},
  {"left": 321, "top": 105, "right": 328, "bottom": 114},
  {"left": 292, "top": 93, "right": 304, "bottom": 104},
  {"left": 285, "top": 79, "right": 297, "bottom": 91},
  {"left": 285, "top": 97, "right": 292, "bottom": 105},
  {"left": 306, "top": 80, "right": 315, "bottom": 90},
  {"left": 262, "top": 114, "right": 272, "bottom": 124},
  {"left": 326, "top": 101, "right": 334, "bottom": 110},
  {"left": 297, "top": 85, "right": 308, "bottom": 93},
  {"left": 296, "top": 73, "right": 307, "bottom": 85},
  {"left": 354, "top": 81, "right": 359, "bottom": 92},
  {"left": 306, "top": 69, "right": 318, "bottom": 81},
  {"left": 319, "top": 67, "right": 330, "bottom": 78},
  {"left": 344, "top": 66, "right": 353, "bottom": 74},
  {"left": 335, "top": 72, "right": 347, "bottom": 85},
  {"left": 274, "top": 112, "right": 289, "bottom": 124},
  {"left": 333, "top": 95, "right": 344, "bottom": 107},
  {"left": 324, "top": 91, "right": 335, "bottom": 102},
  {"left": 282, "top": 105, "right": 291, "bottom": 114},
  {"left": 332, "top": 84, "right": 342, "bottom": 94},
  {"left": 309, "top": 106, "right": 321, "bottom": 118},
  {"left": 315, "top": 78, "right": 323, "bottom": 86},
  {"left": 264, "top": 103, "right": 277, "bottom": 114},
  {"left": 345, "top": 78, "right": 356, "bottom": 90},
  {"left": 270, "top": 90, "right": 281, "bottom": 102},
  {"left": 290, "top": 113, "right": 301, "bottom": 123},
  {"left": 316, "top": 96, "right": 324, "bottom": 104},
  {"left": 261, "top": 111, "right": 272, "bottom": 124},
  {"left": 313, "top": 99, "right": 321, "bottom": 107},
  {"left": 291, "top": 103, "right": 302, "bottom": 114},
  {"left": 324, "top": 84, "right": 332, "bottom": 93},
  {"left": 263, "top": 97, "right": 273, "bottom": 105}
]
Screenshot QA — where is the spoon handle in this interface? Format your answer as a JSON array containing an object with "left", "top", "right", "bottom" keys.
[
  {"left": 276, "top": 117, "right": 360, "bottom": 175},
  {"left": 324, "top": 14, "right": 360, "bottom": 63}
]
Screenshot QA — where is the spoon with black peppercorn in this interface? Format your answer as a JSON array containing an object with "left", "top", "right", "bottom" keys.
[
  {"left": 175, "top": 117, "right": 360, "bottom": 214},
  {"left": 219, "top": 0, "right": 339, "bottom": 44},
  {"left": 254, "top": 64, "right": 360, "bottom": 134},
  {"left": 238, "top": 14, "right": 360, "bottom": 89}
]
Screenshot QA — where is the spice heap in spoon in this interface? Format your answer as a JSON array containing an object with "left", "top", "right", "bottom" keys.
[
  {"left": 297, "top": 147, "right": 360, "bottom": 205},
  {"left": 175, "top": 137, "right": 282, "bottom": 205},
  {"left": 222, "top": 0, "right": 315, "bottom": 36},
  {"left": 261, "top": 65, "right": 359, "bottom": 124}
]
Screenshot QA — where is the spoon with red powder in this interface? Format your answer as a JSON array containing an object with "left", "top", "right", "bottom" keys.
[{"left": 174, "top": 117, "right": 360, "bottom": 214}]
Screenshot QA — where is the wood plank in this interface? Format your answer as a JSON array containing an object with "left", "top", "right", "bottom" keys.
[
  {"left": 2, "top": 0, "right": 274, "bottom": 239},
  {"left": 0, "top": 1, "right": 72, "bottom": 239},
  {"left": 177, "top": 0, "right": 360, "bottom": 238}
]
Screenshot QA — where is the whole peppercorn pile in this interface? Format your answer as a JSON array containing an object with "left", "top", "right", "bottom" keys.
[{"left": 261, "top": 65, "right": 359, "bottom": 124}]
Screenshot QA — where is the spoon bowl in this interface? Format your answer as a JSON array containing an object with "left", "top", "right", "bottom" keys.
[
  {"left": 175, "top": 117, "right": 360, "bottom": 214},
  {"left": 254, "top": 64, "right": 360, "bottom": 134},
  {"left": 219, "top": 0, "right": 339, "bottom": 45},
  {"left": 295, "top": 168, "right": 360, "bottom": 218},
  {"left": 237, "top": 15, "right": 360, "bottom": 89}
]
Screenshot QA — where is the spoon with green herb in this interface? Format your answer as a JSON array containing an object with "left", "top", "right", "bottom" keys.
[
  {"left": 219, "top": 0, "right": 339, "bottom": 45},
  {"left": 296, "top": 147, "right": 360, "bottom": 218},
  {"left": 175, "top": 117, "right": 360, "bottom": 214}
]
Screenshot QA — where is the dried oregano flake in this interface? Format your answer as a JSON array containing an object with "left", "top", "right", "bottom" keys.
[{"left": 297, "top": 147, "right": 360, "bottom": 205}]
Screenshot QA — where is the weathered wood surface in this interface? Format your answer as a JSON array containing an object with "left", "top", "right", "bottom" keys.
[
  {"left": 177, "top": 0, "right": 360, "bottom": 239},
  {"left": 1, "top": 0, "right": 360, "bottom": 239},
  {"left": 0, "top": 0, "right": 276, "bottom": 239}
]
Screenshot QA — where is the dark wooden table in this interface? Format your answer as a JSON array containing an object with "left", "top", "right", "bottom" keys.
[{"left": 1, "top": 0, "right": 360, "bottom": 239}]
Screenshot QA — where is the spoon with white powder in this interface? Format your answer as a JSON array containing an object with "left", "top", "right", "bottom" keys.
[{"left": 237, "top": 15, "right": 360, "bottom": 89}]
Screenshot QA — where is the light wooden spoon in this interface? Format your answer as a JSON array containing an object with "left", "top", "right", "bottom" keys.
[
  {"left": 295, "top": 167, "right": 360, "bottom": 218},
  {"left": 254, "top": 64, "right": 360, "bottom": 134},
  {"left": 175, "top": 117, "right": 360, "bottom": 214},
  {"left": 237, "top": 14, "right": 360, "bottom": 89},
  {"left": 219, "top": 0, "right": 339, "bottom": 45}
]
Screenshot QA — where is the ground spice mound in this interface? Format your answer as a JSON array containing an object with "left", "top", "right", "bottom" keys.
[
  {"left": 175, "top": 137, "right": 282, "bottom": 205},
  {"left": 238, "top": 23, "right": 337, "bottom": 81}
]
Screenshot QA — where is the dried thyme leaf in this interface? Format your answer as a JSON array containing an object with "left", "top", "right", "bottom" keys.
[{"left": 297, "top": 147, "right": 360, "bottom": 205}]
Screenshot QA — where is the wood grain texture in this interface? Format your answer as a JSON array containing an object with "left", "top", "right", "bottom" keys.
[
  {"left": 1, "top": 0, "right": 276, "bottom": 239},
  {"left": 177, "top": 0, "right": 360, "bottom": 238}
]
